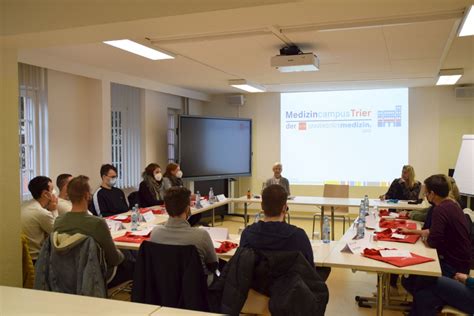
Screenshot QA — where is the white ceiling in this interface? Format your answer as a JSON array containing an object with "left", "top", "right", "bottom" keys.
[{"left": 18, "top": 1, "right": 474, "bottom": 95}]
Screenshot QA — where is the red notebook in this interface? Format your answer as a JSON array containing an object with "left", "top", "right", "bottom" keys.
[
  {"left": 363, "top": 248, "right": 435, "bottom": 267},
  {"left": 215, "top": 241, "right": 238, "bottom": 254},
  {"left": 107, "top": 215, "right": 131, "bottom": 223},
  {"left": 114, "top": 232, "right": 150, "bottom": 243},
  {"left": 375, "top": 228, "right": 420, "bottom": 244},
  {"left": 379, "top": 219, "right": 416, "bottom": 230}
]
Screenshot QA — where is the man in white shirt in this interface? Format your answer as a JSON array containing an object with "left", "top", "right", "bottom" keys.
[
  {"left": 56, "top": 173, "right": 73, "bottom": 215},
  {"left": 21, "top": 176, "right": 58, "bottom": 262}
]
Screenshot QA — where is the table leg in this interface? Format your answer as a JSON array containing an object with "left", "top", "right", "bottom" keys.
[
  {"left": 320, "top": 206, "right": 325, "bottom": 235},
  {"left": 376, "top": 272, "right": 385, "bottom": 316},
  {"left": 331, "top": 206, "right": 335, "bottom": 240},
  {"left": 212, "top": 208, "right": 215, "bottom": 227},
  {"left": 244, "top": 202, "right": 248, "bottom": 227}
]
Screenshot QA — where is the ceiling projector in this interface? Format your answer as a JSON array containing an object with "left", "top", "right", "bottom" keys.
[{"left": 271, "top": 45, "right": 319, "bottom": 72}]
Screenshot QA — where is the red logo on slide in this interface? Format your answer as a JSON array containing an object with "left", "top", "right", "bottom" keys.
[{"left": 298, "top": 122, "right": 307, "bottom": 130}]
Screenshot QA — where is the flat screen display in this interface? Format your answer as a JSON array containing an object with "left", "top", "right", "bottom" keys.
[{"left": 179, "top": 116, "right": 252, "bottom": 179}]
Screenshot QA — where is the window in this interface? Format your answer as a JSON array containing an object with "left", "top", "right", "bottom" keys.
[
  {"left": 111, "top": 83, "right": 141, "bottom": 188},
  {"left": 18, "top": 63, "right": 48, "bottom": 200},
  {"left": 167, "top": 108, "right": 180, "bottom": 163}
]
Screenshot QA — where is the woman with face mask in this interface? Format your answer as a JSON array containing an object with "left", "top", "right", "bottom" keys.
[
  {"left": 162, "top": 163, "right": 184, "bottom": 191},
  {"left": 138, "top": 163, "right": 165, "bottom": 207},
  {"left": 162, "top": 163, "right": 202, "bottom": 226}
]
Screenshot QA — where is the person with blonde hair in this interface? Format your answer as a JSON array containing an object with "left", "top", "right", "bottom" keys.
[
  {"left": 379, "top": 165, "right": 421, "bottom": 201},
  {"left": 264, "top": 162, "right": 291, "bottom": 195}
]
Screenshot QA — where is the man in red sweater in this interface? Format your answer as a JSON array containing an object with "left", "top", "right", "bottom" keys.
[{"left": 402, "top": 174, "right": 471, "bottom": 298}]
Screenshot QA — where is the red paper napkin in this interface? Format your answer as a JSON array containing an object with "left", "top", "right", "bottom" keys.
[
  {"left": 106, "top": 215, "right": 131, "bottom": 223},
  {"left": 113, "top": 232, "right": 150, "bottom": 243},
  {"left": 363, "top": 248, "right": 434, "bottom": 267},
  {"left": 215, "top": 241, "right": 238, "bottom": 254},
  {"left": 375, "top": 228, "right": 421, "bottom": 244},
  {"left": 379, "top": 219, "right": 416, "bottom": 229}
]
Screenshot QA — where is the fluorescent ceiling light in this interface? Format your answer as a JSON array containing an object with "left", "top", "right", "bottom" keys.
[
  {"left": 103, "top": 39, "right": 174, "bottom": 60},
  {"left": 458, "top": 5, "right": 474, "bottom": 37},
  {"left": 229, "top": 79, "right": 265, "bottom": 93},
  {"left": 436, "top": 69, "right": 463, "bottom": 85}
]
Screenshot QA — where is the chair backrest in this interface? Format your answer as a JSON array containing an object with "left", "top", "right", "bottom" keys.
[
  {"left": 127, "top": 191, "right": 139, "bottom": 207},
  {"left": 323, "top": 184, "right": 349, "bottom": 213},
  {"left": 131, "top": 241, "right": 209, "bottom": 311},
  {"left": 241, "top": 288, "right": 271, "bottom": 315},
  {"left": 463, "top": 211, "right": 474, "bottom": 269},
  {"left": 21, "top": 234, "right": 35, "bottom": 288}
]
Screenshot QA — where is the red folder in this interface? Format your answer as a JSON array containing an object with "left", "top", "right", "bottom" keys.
[
  {"left": 375, "top": 228, "right": 421, "bottom": 244},
  {"left": 107, "top": 215, "right": 131, "bottom": 223},
  {"left": 379, "top": 219, "right": 416, "bottom": 229},
  {"left": 215, "top": 241, "right": 238, "bottom": 254},
  {"left": 113, "top": 232, "right": 150, "bottom": 243},
  {"left": 363, "top": 248, "right": 435, "bottom": 267}
]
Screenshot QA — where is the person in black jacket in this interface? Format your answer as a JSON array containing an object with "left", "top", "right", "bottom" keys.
[
  {"left": 379, "top": 165, "right": 421, "bottom": 201},
  {"left": 208, "top": 247, "right": 329, "bottom": 316},
  {"left": 138, "top": 163, "right": 165, "bottom": 207},
  {"left": 90, "top": 164, "right": 129, "bottom": 217}
]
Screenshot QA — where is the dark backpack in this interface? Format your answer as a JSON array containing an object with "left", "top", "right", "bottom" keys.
[{"left": 465, "top": 213, "right": 474, "bottom": 269}]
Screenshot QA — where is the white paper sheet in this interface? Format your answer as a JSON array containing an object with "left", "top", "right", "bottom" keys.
[
  {"left": 142, "top": 211, "right": 155, "bottom": 223},
  {"left": 379, "top": 249, "right": 412, "bottom": 258},
  {"left": 200, "top": 226, "right": 229, "bottom": 241}
]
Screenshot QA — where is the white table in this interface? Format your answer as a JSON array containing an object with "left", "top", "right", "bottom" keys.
[
  {"left": 217, "top": 234, "right": 337, "bottom": 267},
  {"left": 0, "top": 286, "right": 160, "bottom": 315},
  {"left": 232, "top": 196, "right": 429, "bottom": 240},
  {"left": 323, "top": 219, "right": 440, "bottom": 316}
]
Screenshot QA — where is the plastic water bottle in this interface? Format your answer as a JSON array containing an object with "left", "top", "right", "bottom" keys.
[
  {"left": 209, "top": 187, "right": 215, "bottom": 204},
  {"left": 131, "top": 205, "right": 139, "bottom": 231},
  {"left": 372, "top": 205, "right": 378, "bottom": 219},
  {"left": 357, "top": 218, "right": 365, "bottom": 239},
  {"left": 359, "top": 200, "right": 366, "bottom": 218},
  {"left": 195, "top": 191, "right": 202, "bottom": 208},
  {"left": 322, "top": 216, "right": 330, "bottom": 243},
  {"left": 254, "top": 212, "right": 262, "bottom": 223},
  {"left": 364, "top": 195, "right": 370, "bottom": 210}
]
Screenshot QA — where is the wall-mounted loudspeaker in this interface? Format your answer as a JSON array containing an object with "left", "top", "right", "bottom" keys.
[
  {"left": 227, "top": 94, "right": 246, "bottom": 106},
  {"left": 455, "top": 85, "right": 474, "bottom": 98}
]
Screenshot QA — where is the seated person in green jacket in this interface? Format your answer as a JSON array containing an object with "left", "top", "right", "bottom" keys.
[{"left": 54, "top": 175, "right": 133, "bottom": 287}]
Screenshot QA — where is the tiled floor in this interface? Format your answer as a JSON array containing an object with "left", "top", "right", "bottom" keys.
[{"left": 112, "top": 214, "right": 408, "bottom": 315}]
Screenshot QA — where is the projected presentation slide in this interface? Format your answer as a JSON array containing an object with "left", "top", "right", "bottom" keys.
[{"left": 281, "top": 88, "right": 408, "bottom": 186}]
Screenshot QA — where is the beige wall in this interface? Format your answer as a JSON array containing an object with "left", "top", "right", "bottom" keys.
[
  {"left": 47, "top": 70, "right": 205, "bottom": 189},
  {"left": 0, "top": 45, "right": 22, "bottom": 286},
  {"left": 142, "top": 89, "right": 182, "bottom": 169},
  {"left": 204, "top": 87, "right": 474, "bottom": 206},
  {"left": 48, "top": 70, "right": 105, "bottom": 189}
]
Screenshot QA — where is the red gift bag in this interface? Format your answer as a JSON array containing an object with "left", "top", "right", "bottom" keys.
[
  {"left": 375, "top": 228, "right": 421, "bottom": 244},
  {"left": 363, "top": 248, "right": 434, "bottom": 267},
  {"left": 215, "top": 241, "right": 238, "bottom": 254},
  {"left": 113, "top": 232, "right": 150, "bottom": 243}
]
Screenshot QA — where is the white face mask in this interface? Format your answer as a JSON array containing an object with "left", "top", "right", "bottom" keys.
[
  {"left": 109, "top": 178, "right": 117, "bottom": 187},
  {"left": 154, "top": 173, "right": 163, "bottom": 181},
  {"left": 176, "top": 170, "right": 183, "bottom": 178}
]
